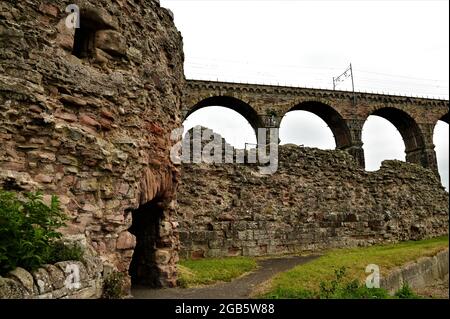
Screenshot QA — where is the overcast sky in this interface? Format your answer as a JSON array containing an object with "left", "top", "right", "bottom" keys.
[{"left": 160, "top": 0, "right": 449, "bottom": 190}]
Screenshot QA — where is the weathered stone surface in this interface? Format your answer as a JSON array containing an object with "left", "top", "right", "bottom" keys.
[
  {"left": 55, "top": 261, "right": 88, "bottom": 284},
  {"left": 44, "top": 264, "right": 66, "bottom": 290},
  {"left": 1, "top": 0, "right": 447, "bottom": 300},
  {"left": 95, "top": 30, "right": 127, "bottom": 56},
  {"left": 32, "top": 268, "right": 53, "bottom": 295},
  {"left": 0, "top": 277, "right": 28, "bottom": 299},
  {"left": 177, "top": 128, "right": 449, "bottom": 258},
  {"left": 0, "top": 0, "right": 184, "bottom": 293},
  {"left": 155, "top": 249, "right": 171, "bottom": 265},
  {"left": 381, "top": 249, "right": 449, "bottom": 294},
  {"left": 116, "top": 231, "right": 136, "bottom": 250},
  {"left": 6, "top": 267, "right": 35, "bottom": 294}
]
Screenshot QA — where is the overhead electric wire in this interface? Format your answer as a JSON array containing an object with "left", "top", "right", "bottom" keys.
[{"left": 184, "top": 59, "right": 449, "bottom": 99}]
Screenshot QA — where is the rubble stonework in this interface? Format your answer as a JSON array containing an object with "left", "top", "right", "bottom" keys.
[
  {"left": 0, "top": 0, "right": 449, "bottom": 299},
  {"left": 0, "top": 0, "right": 184, "bottom": 289},
  {"left": 0, "top": 236, "right": 103, "bottom": 299},
  {"left": 177, "top": 129, "right": 449, "bottom": 258}
]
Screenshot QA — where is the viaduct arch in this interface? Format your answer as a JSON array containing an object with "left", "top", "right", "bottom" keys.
[
  {"left": 184, "top": 95, "right": 263, "bottom": 135},
  {"left": 282, "top": 101, "right": 352, "bottom": 150}
]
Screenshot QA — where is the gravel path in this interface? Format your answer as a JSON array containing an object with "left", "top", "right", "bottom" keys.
[{"left": 132, "top": 255, "right": 319, "bottom": 299}]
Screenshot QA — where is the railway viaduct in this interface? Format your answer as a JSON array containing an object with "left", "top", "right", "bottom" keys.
[{"left": 183, "top": 79, "right": 449, "bottom": 172}]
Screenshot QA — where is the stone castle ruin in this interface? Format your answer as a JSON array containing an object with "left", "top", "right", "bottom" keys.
[
  {"left": 0, "top": 0, "right": 448, "bottom": 297},
  {"left": 177, "top": 127, "right": 448, "bottom": 259}
]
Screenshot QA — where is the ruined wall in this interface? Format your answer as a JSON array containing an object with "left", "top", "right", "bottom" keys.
[
  {"left": 0, "top": 0, "right": 184, "bottom": 288},
  {"left": 177, "top": 131, "right": 449, "bottom": 258}
]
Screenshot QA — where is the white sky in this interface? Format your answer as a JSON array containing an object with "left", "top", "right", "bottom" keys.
[{"left": 161, "top": 0, "right": 449, "bottom": 189}]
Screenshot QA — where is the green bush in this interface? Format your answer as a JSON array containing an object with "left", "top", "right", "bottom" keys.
[
  {"left": 0, "top": 190, "right": 68, "bottom": 275},
  {"left": 47, "top": 241, "right": 84, "bottom": 264},
  {"left": 395, "top": 283, "right": 421, "bottom": 299},
  {"left": 102, "top": 271, "right": 127, "bottom": 299}
]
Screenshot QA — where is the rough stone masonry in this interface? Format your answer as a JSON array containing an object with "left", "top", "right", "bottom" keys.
[
  {"left": 0, "top": 0, "right": 448, "bottom": 297},
  {"left": 177, "top": 128, "right": 449, "bottom": 258},
  {"left": 0, "top": 0, "right": 185, "bottom": 289}
]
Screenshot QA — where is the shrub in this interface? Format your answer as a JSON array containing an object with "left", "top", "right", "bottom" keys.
[
  {"left": 102, "top": 271, "right": 128, "bottom": 299},
  {"left": 0, "top": 190, "right": 68, "bottom": 275},
  {"left": 395, "top": 283, "right": 421, "bottom": 299},
  {"left": 47, "top": 241, "right": 84, "bottom": 264}
]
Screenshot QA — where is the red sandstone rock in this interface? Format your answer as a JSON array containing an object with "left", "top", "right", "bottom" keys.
[
  {"left": 116, "top": 232, "right": 136, "bottom": 250},
  {"left": 34, "top": 174, "right": 53, "bottom": 183},
  {"left": 55, "top": 112, "right": 78, "bottom": 122},
  {"left": 79, "top": 114, "right": 101, "bottom": 129},
  {"left": 39, "top": 3, "right": 59, "bottom": 17},
  {"left": 95, "top": 30, "right": 127, "bottom": 56}
]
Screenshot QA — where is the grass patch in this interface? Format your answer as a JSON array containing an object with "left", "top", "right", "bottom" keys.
[
  {"left": 260, "top": 236, "right": 448, "bottom": 299},
  {"left": 178, "top": 256, "right": 257, "bottom": 287}
]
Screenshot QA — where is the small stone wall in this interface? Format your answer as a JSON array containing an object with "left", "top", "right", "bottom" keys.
[
  {"left": 0, "top": 237, "right": 103, "bottom": 299},
  {"left": 381, "top": 249, "right": 449, "bottom": 294}
]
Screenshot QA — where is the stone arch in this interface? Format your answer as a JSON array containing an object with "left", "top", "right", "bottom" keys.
[
  {"left": 184, "top": 96, "right": 263, "bottom": 135},
  {"left": 128, "top": 169, "right": 178, "bottom": 288},
  {"left": 439, "top": 112, "right": 449, "bottom": 124},
  {"left": 365, "top": 107, "right": 427, "bottom": 167},
  {"left": 280, "top": 101, "right": 352, "bottom": 149}
]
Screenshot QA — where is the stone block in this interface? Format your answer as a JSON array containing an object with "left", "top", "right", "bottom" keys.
[
  {"left": 95, "top": 30, "right": 127, "bottom": 57},
  {"left": 0, "top": 277, "right": 28, "bottom": 298},
  {"left": 116, "top": 231, "right": 136, "bottom": 250},
  {"left": 44, "top": 264, "right": 66, "bottom": 290},
  {"left": 32, "top": 268, "right": 53, "bottom": 295},
  {"left": 7, "top": 267, "right": 35, "bottom": 294}
]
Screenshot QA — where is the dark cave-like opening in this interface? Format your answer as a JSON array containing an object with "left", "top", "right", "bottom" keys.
[{"left": 128, "top": 198, "right": 164, "bottom": 287}]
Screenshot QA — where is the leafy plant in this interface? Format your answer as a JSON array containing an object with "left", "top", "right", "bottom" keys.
[
  {"left": 47, "top": 242, "right": 84, "bottom": 264},
  {"left": 0, "top": 190, "right": 68, "bottom": 275},
  {"left": 394, "top": 283, "right": 421, "bottom": 299},
  {"left": 102, "top": 271, "right": 127, "bottom": 299}
]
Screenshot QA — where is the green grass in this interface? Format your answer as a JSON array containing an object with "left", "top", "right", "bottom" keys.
[
  {"left": 177, "top": 256, "right": 258, "bottom": 287},
  {"left": 260, "top": 236, "right": 449, "bottom": 299}
]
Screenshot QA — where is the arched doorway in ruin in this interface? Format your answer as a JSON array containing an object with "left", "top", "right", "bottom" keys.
[
  {"left": 128, "top": 197, "right": 164, "bottom": 287},
  {"left": 128, "top": 170, "right": 177, "bottom": 288}
]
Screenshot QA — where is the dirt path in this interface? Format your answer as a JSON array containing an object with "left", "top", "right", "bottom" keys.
[{"left": 132, "top": 255, "right": 319, "bottom": 299}]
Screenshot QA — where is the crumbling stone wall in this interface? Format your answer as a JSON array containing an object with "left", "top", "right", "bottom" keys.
[
  {"left": 177, "top": 130, "right": 449, "bottom": 258},
  {"left": 0, "top": 0, "right": 184, "bottom": 289}
]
